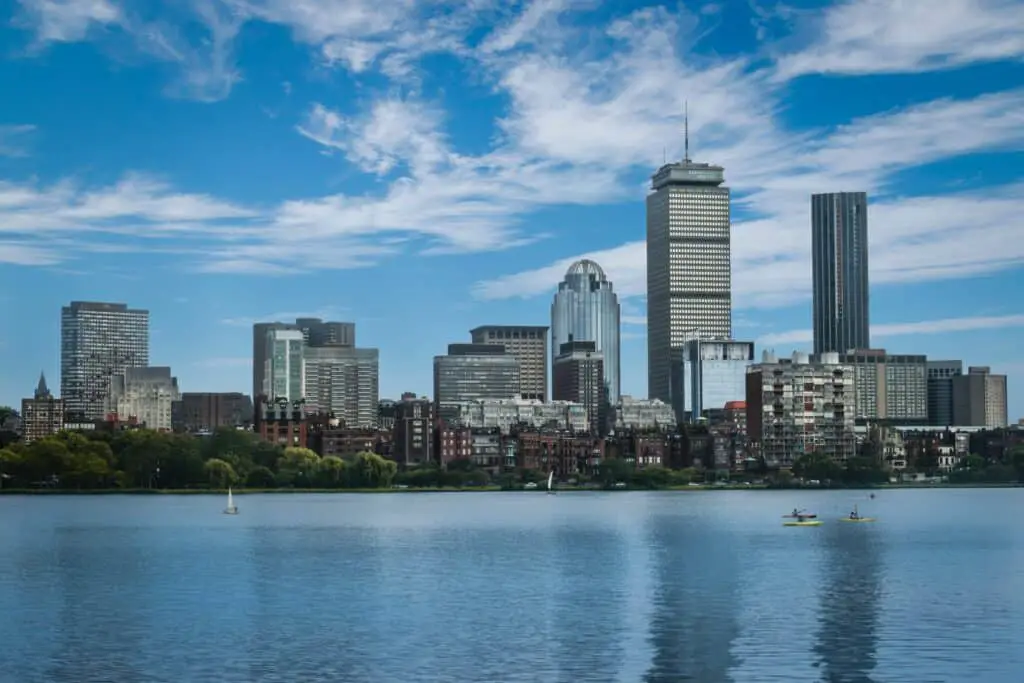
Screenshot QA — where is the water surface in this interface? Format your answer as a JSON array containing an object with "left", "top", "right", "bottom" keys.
[{"left": 1, "top": 489, "right": 1021, "bottom": 682}]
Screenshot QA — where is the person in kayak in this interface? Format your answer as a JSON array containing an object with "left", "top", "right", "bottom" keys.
[
  {"left": 792, "top": 508, "right": 800, "bottom": 517},
  {"left": 849, "top": 509, "right": 860, "bottom": 520}
]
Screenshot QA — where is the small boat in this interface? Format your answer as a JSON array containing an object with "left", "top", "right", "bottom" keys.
[
  {"left": 223, "top": 487, "right": 238, "bottom": 515},
  {"left": 546, "top": 471, "right": 556, "bottom": 495},
  {"left": 784, "top": 520, "right": 823, "bottom": 527},
  {"left": 840, "top": 516, "right": 876, "bottom": 523}
]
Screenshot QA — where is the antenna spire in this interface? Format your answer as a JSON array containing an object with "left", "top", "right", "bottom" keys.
[{"left": 684, "top": 100, "right": 690, "bottom": 163}]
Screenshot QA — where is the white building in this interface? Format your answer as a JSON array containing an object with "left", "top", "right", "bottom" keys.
[
  {"left": 108, "top": 366, "right": 180, "bottom": 431},
  {"left": 264, "top": 328, "right": 305, "bottom": 402},
  {"left": 452, "top": 397, "right": 589, "bottom": 433},
  {"left": 613, "top": 396, "right": 677, "bottom": 431},
  {"left": 676, "top": 339, "right": 754, "bottom": 422}
]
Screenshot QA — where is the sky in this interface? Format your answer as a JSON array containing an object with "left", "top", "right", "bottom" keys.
[{"left": 1, "top": 0, "right": 1023, "bottom": 420}]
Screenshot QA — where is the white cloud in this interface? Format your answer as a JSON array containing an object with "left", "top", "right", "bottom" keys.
[
  {"left": 14, "top": 0, "right": 121, "bottom": 43},
  {"left": 756, "top": 313, "right": 1024, "bottom": 347},
  {"left": 0, "top": 124, "right": 37, "bottom": 157},
  {"left": 220, "top": 307, "right": 351, "bottom": 326},
  {"left": 773, "top": 0, "right": 1024, "bottom": 79}
]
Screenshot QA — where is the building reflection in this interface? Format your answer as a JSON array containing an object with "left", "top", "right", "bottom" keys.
[
  {"left": 643, "top": 509, "right": 741, "bottom": 682},
  {"left": 813, "top": 523, "right": 882, "bottom": 682}
]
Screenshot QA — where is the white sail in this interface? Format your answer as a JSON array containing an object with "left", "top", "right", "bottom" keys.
[
  {"left": 224, "top": 487, "right": 238, "bottom": 514},
  {"left": 228, "top": 488, "right": 234, "bottom": 508},
  {"left": 547, "top": 471, "right": 554, "bottom": 491}
]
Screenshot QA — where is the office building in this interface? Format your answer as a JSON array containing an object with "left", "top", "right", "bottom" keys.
[
  {"left": 252, "top": 317, "right": 355, "bottom": 399},
  {"left": 552, "top": 339, "right": 607, "bottom": 434},
  {"left": 263, "top": 328, "right": 305, "bottom": 402},
  {"left": 61, "top": 301, "right": 149, "bottom": 421},
  {"left": 550, "top": 259, "right": 622, "bottom": 403},
  {"left": 745, "top": 351, "right": 856, "bottom": 466},
  {"left": 108, "top": 366, "right": 180, "bottom": 431},
  {"left": 470, "top": 325, "right": 548, "bottom": 401},
  {"left": 952, "top": 366, "right": 1008, "bottom": 428},
  {"left": 675, "top": 339, "right": 755, "bottom": 423},
  {"left": 304, "top": 345, "right": 380, "bottom": 427},
  {"left": 811, "top": 192, "right": 870, "bottom": 355},
  {"left": 433, "top": 344, "right": 520, "bottom": 422},
  {"left": 832, "top": 349, "right": 928, "bottom": 424},
  {"left": 646, "top": 125, "right": 732, "bottom": 402},
  {"left": 612, "top": 396, "right": 677, "bottom": 432},
  {"left": 20, "top": 373, "right": 64, "bottom": 444},
  {"left": 927, "top": 360, "right": 963, "bottom": 427},
  {"left": 172, "top": 392, "right": 253, "bottom": 432}
]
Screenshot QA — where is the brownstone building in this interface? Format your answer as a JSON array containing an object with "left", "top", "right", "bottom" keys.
[
  {"left": 172, "top": 392, "right": 253, "bottom": 433},
  {"left": 314, "top": 426, "right": 390, "bottom": 459},
  {"left": 255, "top": 397, "right": 309, "bottom": 448},
  {"left": 392, "top": 396, "right": 433, "bottom": 467},
  {"left": 515, "top": 431, "right": 604, "bottom": 477},
  {"left": 435, "top": 421, "right": 472, "bottom": 466}
]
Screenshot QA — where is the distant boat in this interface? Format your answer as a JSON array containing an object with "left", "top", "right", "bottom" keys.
[
  {"left": 223, "top": 487, "right": 238, "bottom": 515},
  {"left": 783, "top": 519, "right": 823, "bottom": 527},
  {"left": 546, "top": 471, "right": 556, "bottom": 495}
]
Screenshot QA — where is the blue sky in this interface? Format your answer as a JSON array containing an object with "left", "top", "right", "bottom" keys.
[{"left": 1, "top": 0, "right": 1023, "bottom": 420}]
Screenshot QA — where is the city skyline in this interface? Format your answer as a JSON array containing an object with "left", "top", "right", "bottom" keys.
[{"left": 1, "top": 1, "right": 1022, "bottom": 418}]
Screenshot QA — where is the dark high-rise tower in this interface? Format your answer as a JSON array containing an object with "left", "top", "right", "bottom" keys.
[{"left": 811, "top": 192, "right": 870, "bottom": 355}]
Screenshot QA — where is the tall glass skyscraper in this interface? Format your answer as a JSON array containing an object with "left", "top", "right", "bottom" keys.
[
  {"left": 812, "top": 192, "right": 870, "bottom": 355},
  {"left": 550, "top": 259, "right": 621, "bottom": 403}
]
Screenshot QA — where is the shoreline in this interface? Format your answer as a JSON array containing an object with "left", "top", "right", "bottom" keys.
[{"left": 0, "top": 482, "right": 1019, "bottom": 495}]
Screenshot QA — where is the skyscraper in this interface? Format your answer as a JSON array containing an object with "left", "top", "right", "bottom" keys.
[
  {"left": 646, "top": 119, "right": 732, "bottom": 402},
  {"left": 61, "top": 301, "right": 149, "bottom": 420},
  {"left": 263, "top": 328, "right": 305, "bottom": 402},
  {"left": 252, "top": 317, "right": 355, "bottom": 398},
  {"left": 304, "top": 345, "right": 380, "bottom": 427},
  {"left": 812, "top": 192, "right": 870, "bottom": 355},
  {"left": 469, "top": 325, "right": 548, "bottom": 401},
  {"left": 550, "top": 259, "right": 621, "bottom": 404},
  {"left": 433, "top": 344, "right": 520, "bottom": 422}
]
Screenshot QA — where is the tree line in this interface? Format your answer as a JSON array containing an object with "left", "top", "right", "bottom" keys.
[{"left": 0, "top": 428, "right": 398, "bottom": 490}]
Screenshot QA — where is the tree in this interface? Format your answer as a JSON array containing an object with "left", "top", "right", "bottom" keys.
[
  {"left": 597, "top": 458, "right": 633, "bottom": 487},
  {"left": 205, "top": 458, "right": 238, "bottom": 488},
  {"left": 350, "top": 451, "right": 397, "bottom": 489},
  {"left": 317, "top": 456, "right": 347, "bottom": 488},
  {"left": 277, "top": 447, "right": 321, "bottom": 487},
  {"left": 793, "top": 451, "right": 843, "bottom": 483}
]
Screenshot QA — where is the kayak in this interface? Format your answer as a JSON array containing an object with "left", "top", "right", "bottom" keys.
[
  {"left": 782, "top": 513, "right": 817, "bottom": 518},
  {"left": 783, "top": 520, "right": 823, "bottom": 527},
  {"left": 840, "top": 517, "right": 876, "bottom": 523}
]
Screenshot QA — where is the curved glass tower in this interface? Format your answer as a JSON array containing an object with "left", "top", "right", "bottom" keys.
[{"left": 551, "top": 259, "right": 621, "bottom": 403}]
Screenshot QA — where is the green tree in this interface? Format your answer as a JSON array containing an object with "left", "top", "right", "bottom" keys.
[
  {"left": 317, "top": 455, "right": 348, "bottom": 488},
  {"left": 205, "top": 458, "right": 238, "bottom": 488},
  {"left": 597, "top": 458, "right": 633, "bottom": 487},
  {"left": 245, "top": 466, "right": 276, "bottom": 488},
  {"left": 792, "top": 451, "right": 843, "bottom": 483},
  {"left": 350, "top": 451, "right": 397, "bottom": 489},
  {"left": 632, "top": 466, "right": 672, "bottom": 489},
  {"left": 277, "top": 447, "right": 321, "bottom": 487}
]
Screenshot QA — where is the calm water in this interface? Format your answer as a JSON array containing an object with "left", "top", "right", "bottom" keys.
[{"left": 0, "top": 489, "right": 1022, "bottom": 682}]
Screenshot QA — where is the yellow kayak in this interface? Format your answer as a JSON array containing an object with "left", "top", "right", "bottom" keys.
[
  {"left": 840, "top": 517, "right": 876, "bottom": 523},
  {"left": 783, "top": 520, "right": 823, "bottom": 527}
]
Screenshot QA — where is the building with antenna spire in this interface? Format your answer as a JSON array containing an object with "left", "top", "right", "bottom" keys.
[
  {"left": 646, "top": 103, "right": 733, "bottom": 404},
  {"left": 21, "top": 371, "right": 65, "bottom": 443}
]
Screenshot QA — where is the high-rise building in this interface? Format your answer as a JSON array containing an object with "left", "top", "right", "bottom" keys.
[
  {"left": 646, "top": 124, "right": 732, "bottom": 403},
  {"left": 263, "top": 328, "right": 305, "bottom": 402},
  {"left": 550, "top": 259, "right": 621, "bottom": 403},
  {"left": 469, "top": 325, "right": 548, "bottom": 401},
  {"left": 552, "top": 339, "right": 606, "bottom": 434},
  {"left": 832, "top": 349, "right": 928, "bottom": 425},
  {"left": 811, "top": 192, "right": 870, "bottom": 355},
  {"left": 61, "top": 301, "right": 149, "bottom": 420},
  {"left": 21, "top": 372, "right": 64, "bottom": 444},
  {"left": 952, "top": 366, "right": 1008, "bottom": 428},
  {"left": 676, "top": 339, "right": 754, "bottom": 423},
  {"left": 252, "top": 317, "right": 355, "bottom": 398},
  {"left": 108, "top": 366, "right": 180, "bottom": 431},
  {"left": 304, "top": 345, "right": 380, "bottom": 427},
  {"left": 433, "top": 344, "right": 520, "bottom": 422},
  {"left": 927, "top": 360, "right": 962, "bottom": 427}
]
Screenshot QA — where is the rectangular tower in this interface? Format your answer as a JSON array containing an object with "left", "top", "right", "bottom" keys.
[
  {"left": 469, "top": 325, "right": 548, "bottom": 401},
  {"left": 264, "top": 328, "right": 306, "bottom": 402},
  {"left": 61, "top": 301, "right": 149, "bottom": 420},
  {"left": 646, "top": 153, "right": 731, "bottom": 403},
  {"left": 812, "top": 192, "right": 870, "bottom": 355}
]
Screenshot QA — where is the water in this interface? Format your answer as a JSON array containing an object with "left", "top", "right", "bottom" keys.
[{"left": 0, "top": 489, "right": 1021, "bottom": 682}]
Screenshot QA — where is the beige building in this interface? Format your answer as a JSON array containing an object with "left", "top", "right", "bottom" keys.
[
  {"left": 745, "top": 351, "right": 857, "bottom": 467},
  {"left": 831, "top": 349, "right": 928, "bottom": 424},
  {"left": 470, "top": 325, "right": 548, "bottom": 401},
  {"left": 108, "top": 367, "right": 180, "bottom": 431},
  {"left": 952, "top": 366, "right": 1008, "bottom": 428},
  {"left": 21, "top": 373, "right": 64, "bottom": 444}
]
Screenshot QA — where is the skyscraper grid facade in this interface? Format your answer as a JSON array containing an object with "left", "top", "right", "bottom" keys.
[{"left": 811, "top": 192, "right": 870, "bottom": 355}]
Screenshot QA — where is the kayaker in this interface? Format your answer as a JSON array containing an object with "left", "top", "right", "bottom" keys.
[
  {"left": 849, "top": 510, "right": 859, "bottom": 520},
  {"left": 792, "top": 508, "right": 800, "bottom": 517}
]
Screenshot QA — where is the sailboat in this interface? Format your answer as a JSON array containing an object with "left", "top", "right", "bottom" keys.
[
  {"left": 546, "top": 471, "right": 556, "bottom": 495},
  {"left": 223, "top": 487, "right": 239, "bottom": 515}
]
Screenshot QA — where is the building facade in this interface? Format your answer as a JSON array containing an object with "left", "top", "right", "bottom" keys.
[
  {"left": 392, "top": 397, "right": 433, "bottom": 466},
  {"left": 552, "top": 340, "right": 606, "bottom": 434},
  {"left": 469, "top": 325, "right": 548, "bottom": 401},
  {"left": 252, "top": 317, "right": 355, "bottom": 399},
  {"left": 811, "top": 192, "right": 870, "bottom": 355},
  {"left": 927, "top": 360, "right": 962, "bottom": 427},
  {"left": 263, "top": 328, "right": 305, "bottom": 402},
  {"left": 433, "top": 344, "right": 520, "bottom": 422},
  {"left": 745, "top": 351, "right": 857, "bottom": 466},
  {"left": 108, "top": 366, "right": 180, "bottom": 431},
  {"left": 613, "top": 396, "right": 677, "bottom": 432},
  {"left": 952, "top": 366, "right": 1009, "bottom": 428},
  {"left": 550, "top": 259, "right": 622, "bottom": 403},
  {"left": 646, "top": 148, "right": 732, "bottom": 403},
  {"left": 172, "top": 392, "right": 253, "bottom": 432},
  {"left": 61, "top": 301, "right": 149, "bottom": 420},
  {"left": 675, "top": 339, "right": 754, "bottom": 423},
  {"left": 450, "top": 397, "right": 589, "bottom": 433},
  {"left": 304, "top": 345, "right": 380, "bottom": 427},
  {"left": 255, "top": 397, "right": 310, "bottom": 448},
  {"left": 21, "top": 373, "right": 64, "bottom": 444},
  {"left": 833, "top": 349, "right": 928, "bottom": 425}
]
